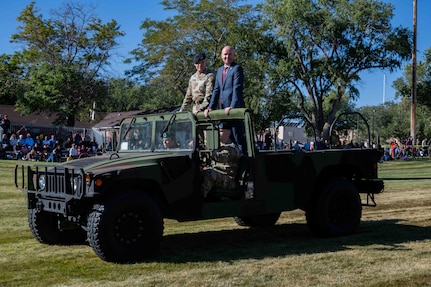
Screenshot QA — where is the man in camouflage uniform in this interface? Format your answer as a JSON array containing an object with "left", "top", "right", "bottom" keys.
[
  {"left": 162, "top": 132, "right": 179, "bottom": 149},
  {"left": 202, "top": 122, "right": 243, "bottom": 197},
  {"left": 179, "top": 53, "right": 215, "bottom": 114}
]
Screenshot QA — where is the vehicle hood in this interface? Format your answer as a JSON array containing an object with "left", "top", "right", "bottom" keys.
[{"left": 58, "top": 151, "right": 192, "bottom": 174}]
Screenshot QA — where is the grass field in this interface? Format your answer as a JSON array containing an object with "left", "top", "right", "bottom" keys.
[{"left": 1, "top": 159, "right": 431, "bottom": 287}]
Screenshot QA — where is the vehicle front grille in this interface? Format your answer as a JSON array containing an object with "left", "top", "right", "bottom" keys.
[
  {"left": 35, "top": 166, "right": 85, "bottom": 198},
  {"left": 44, "top": 174, "right": 66, "bottom": 194}
]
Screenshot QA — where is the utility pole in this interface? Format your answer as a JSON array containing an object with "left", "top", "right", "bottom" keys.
[{"left": 411, "top": 0, "right": 417, "bottom": 146}]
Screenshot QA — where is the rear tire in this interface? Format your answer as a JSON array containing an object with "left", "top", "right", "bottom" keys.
[
  {"left": 87, "top": 191, "right": 163, "bottom": 263},
  {"left": 306, "top": 180, "right": 362, "bottom": 237},
  {"left": 28, "top": 208, "right": 87, "bottom": 245},
  {"left": 234, "top": 212, "right": 280, "bottom": 227}
]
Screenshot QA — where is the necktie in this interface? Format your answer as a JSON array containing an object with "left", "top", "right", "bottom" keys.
[{"left": 222, "top": 66, "right": 228, "bottom": 83}]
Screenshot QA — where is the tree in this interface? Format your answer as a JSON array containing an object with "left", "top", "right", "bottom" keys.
[
  {"left": 102, "top": 78, "right": 146, "bottom": 112},
  {"left": 20, "top": 63, "right": 107, "bottom": 125},
  {"left": 393, "top": 47, "right": 431, "bottom": 108},
  {"left": 260, "top": 0, "right": 411, "bottom": 139},
  {"left": 11, "top": 1, "right": 124, "bottom": 126},
  {"left": 359, "top": 103, "right": 406, "bottom": 144},
  {"left": 392, "top": 46, "right": 431, "bottom": 143},
  {"left": 0, "top": 53, "right": 26, "bottom": 105}
]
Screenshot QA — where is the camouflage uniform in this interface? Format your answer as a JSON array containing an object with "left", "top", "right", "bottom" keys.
[
  {"left": 202, "top": 141, "right": 242, "bottom": 197},
  {"left": 179, "top": 68, "right": 215, "bottom": 113}
]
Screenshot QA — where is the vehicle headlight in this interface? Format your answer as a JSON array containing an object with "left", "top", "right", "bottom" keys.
[
  {"left": 72, "top": 176, "right": 81, "bottom": 192},
  {"left": 38, "top": 175, "right": 46, "bottom": 190}
]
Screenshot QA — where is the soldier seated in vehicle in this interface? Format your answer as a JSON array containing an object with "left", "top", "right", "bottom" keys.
[
  {"left": 162, "top": 132, "right": 180, "bottom": 149},
  {"left": 129, "top": 128, "right": 143, "bottom": 150},
  {"left": 201, "top": 122, "right": 243, "bottom": 198}
]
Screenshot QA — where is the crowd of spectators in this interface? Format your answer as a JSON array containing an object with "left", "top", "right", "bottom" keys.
[
  {"left": 380, "top": 137, "right": 429, "bottom": 161},
  {"left": 0, "top": 118, "right": 103, "bottom": 161}
]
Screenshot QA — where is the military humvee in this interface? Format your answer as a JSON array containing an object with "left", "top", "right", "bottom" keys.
[{"left": 15, "top": 108, "right": 384, "bottom": 262}]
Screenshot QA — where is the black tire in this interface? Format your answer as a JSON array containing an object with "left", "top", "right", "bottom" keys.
[
  {"left": 234, "top": 212, "right": 281, "bottom": 227},
  {"left": 306, "top": 180, "right": 362, "bottom": 237},
  {"left": 87, "top": 191, "right": 163, "bottom": 263},
  {"left": 28, "top": 208, "right": 87, "bottom": 245}
]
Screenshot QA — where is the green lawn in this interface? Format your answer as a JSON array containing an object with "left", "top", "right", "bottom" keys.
[{"left": 1, "top": 159, "right": 431, "bottom": 287}]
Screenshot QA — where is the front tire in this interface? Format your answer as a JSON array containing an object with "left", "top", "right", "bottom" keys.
[
  {"left": 306, "top": 180, "right": 362, "bottom": 237},
  {"left": 87, "top": 191, "right": 163, "bottom": 263}
]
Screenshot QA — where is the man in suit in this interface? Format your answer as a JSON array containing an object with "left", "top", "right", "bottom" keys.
[
  {"left": 204, "top": 46, "right": 244, "bottom": 115},
  {"left": 204, "top": 46, "right": 246, "bottom": 154}
]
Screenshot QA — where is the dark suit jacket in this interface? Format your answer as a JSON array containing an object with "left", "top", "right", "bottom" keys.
[{"left": 209, "top": 62, "right": 244, "bottom": 109}]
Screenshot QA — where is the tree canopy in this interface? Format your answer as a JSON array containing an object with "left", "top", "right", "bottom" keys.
[
  {"left": 10, "top": 1, "right": 124, "bottom": 126},
  {"left": 259, "top": 0, "right": 411, "bottom": 139},
  {"left": 393, "top": 47, "right": 431, "bottom": 108},
  {"left": 127, "top": 0, "right": 411, "bottom": 138},
  {"left": 0, "top": 53, "right": 26, "bottom": 105}
]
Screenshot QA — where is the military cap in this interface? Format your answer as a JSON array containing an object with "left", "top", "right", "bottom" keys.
[
  {"left": 193, "top": 53, "right": 206, "bottom": 64},
  {"left": 162, "top": 132, "right": 171, "bottom": 138},
  {"left": 218, "top": 122, "right": 231, "bottom": 130}
]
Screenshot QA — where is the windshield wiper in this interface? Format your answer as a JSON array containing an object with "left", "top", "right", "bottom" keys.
[
  {"left": 160, "top": 113, "right": 176, "bottom": 137},
  {"left": 123, "top": 117, "right": 137, "bottom": 140}
]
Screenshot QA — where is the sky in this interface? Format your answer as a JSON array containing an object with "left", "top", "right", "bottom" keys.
[{"left": 1, "top": 0, "right": 430, "bottom": 108}]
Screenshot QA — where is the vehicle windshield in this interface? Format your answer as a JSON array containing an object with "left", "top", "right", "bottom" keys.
[
  {"left": 155, "top": 119, "right": 194, "bottom": 151},
  {"left": 118, "top": 118, "right": 194, "bottom": 152},
  {"left": 118, "top": 121, "right": 152, "bottom": 151}
]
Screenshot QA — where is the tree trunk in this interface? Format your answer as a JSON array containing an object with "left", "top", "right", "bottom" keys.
[{"left": 66, "top": 114, "right": 75, "bottom": 127}]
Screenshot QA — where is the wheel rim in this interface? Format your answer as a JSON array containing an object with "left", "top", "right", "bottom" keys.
[
  {"left": 114, "top": 210, "right": 146, "bottom": 246},
  {"left": 328, "top": 197, "right": 350, "bottom": 226}
]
